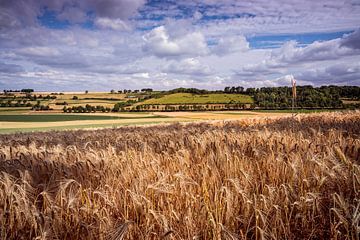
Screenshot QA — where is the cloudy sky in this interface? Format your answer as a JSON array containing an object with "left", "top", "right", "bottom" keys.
[{"left": 0, "top": 0, "right": 359, "bottom": 91}]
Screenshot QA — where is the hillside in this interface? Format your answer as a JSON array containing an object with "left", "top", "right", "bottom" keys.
[{"left": 142, "top": 93, "right": 254, "bottom": 105}]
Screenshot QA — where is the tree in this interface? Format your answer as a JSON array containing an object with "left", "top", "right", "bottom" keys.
[
  {"left": 85, "top": 90, "right": 88, "bottom": 94},
  {"left": 110, "top": 89, "right": 115, "bottom": 94},
  {"left": 72, "top": 96, "right": 78, "bottom": 100},
  {"left": 236, "top": 86, "right": 244, "bottom": 93},
  {"left": 21, "top": 89, "right": 34, "bottom": 93},
  {"left": 141, "top": 88, "right": 153, "bottom": 92},
  {"left": 245, "top": 88, "right": 256, "bottom": 95}
]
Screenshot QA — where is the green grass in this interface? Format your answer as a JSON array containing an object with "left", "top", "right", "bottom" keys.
[
  {"left": 0, "top": 108, "right": 31, "bottom": 115},
  {"left": 142, "top": 93, "right": 254, "bottom": 105},
  {"left": 0, "top": 120, "right": 192, "bottom": 134},
  {"left": 0, "top": 114, "right": 164, "bottom": 122},
  {"left": 0, "top": 107, "right": 31, "bottom": 112}
]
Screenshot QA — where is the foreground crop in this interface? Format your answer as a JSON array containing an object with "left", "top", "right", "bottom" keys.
[{"left": 0, "top": 111, "right": 359, "bottom": 239}]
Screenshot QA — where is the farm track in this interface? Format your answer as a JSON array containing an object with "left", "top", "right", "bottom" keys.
[{"left": 0, "top": 111, "right": 359, "bottom": 239}]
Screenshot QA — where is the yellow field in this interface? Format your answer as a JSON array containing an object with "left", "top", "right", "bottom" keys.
[
  {"left": 0, "top": 111, "right": 292, "bottom": 133},
  {"left": 1, "top": 111, "right": 359, "bottom": 239},
  {"left": 156, "top": 110, "right": 292, "bottom": 120},
  {"left": 52, "top": 92, "right": 126, "bottom": 100}
]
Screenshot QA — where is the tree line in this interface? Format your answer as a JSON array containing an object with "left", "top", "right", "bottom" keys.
[{"left": 252, "top": 85, "right": 359, "bottom": 109}]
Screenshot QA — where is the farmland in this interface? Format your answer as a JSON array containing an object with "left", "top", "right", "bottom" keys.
[
  {"left": 0, "top": 112, "right": 184, "bottom": 134},
  {"left": 0, "top": 111, "right": 359, "bottom": 239},
  {"left": 142, "top": 93, "right": 254, "bottom": 105},
  {"left": 0, "top": 114, "right": 142, "bottom": 122},
  {"left": 1, "top": 86, "right": 359, "bottom": 114}
]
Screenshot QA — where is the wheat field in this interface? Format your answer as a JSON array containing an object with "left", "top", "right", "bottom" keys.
[{"left": 0, "top": 111, "right": 359, "bottom": 239}]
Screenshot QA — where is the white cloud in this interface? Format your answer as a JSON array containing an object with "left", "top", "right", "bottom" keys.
[
  {"left": 139, "top": 0, "right": 360, "bottom": 37},
  {"left": 132, "top": 72, "right": 150, "bottom": 78},
  {"left": 17, "top": 47, "right": 60, "bottom": 57},
  {"left": 296, "top": 62, "right": 360, "bottom": 85},
  {"left": 142, "top": 26, "right": 209, "bottom": 58},
  {"left": 0, "top": 0, "right": 147, "bottom": 29},
  {"left": 271, "top": 38, "right": 358, "bottom": 64},
  {"left": 234, "top": 30, "right": 360, "bottom": 82},
  {"left": 163, "top": 58, "right": 213, "bottom": 76},
  {"left": 0, "top": 1, "right": 359, "bottom": 90},
  {"left": 211, "top": 35, "right": 249, "bottom": 56},
  {"left": 94, "top": 18, "right": 130, "bottom": 31}
]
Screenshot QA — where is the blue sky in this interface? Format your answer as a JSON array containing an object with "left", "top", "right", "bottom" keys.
[{"left": 0, "top": 0, "right": 359, "bottom": 91}]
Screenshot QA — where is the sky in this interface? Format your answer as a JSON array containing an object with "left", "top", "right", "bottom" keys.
[{"left": 0, "top": 0, "right": 360, "bottom": 91}]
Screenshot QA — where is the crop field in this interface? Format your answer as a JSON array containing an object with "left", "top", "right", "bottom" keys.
[
  {"left": 0, "top": 111, "right": 292, "bottom": 134},
  {"left": 142, "top": 93, "right": 254, "bottom": 105},
  {"left": 0, "top": 114, "right": 136, "bottom": 122},
  {"left": 46, "top": 92, "right": 126, "bottom": 101},
  {"left": 0, "top": 113, "right": 178, "bottom": 134},
  {"left": 0, "top": 111, "right": 359, "bottom": 239}
]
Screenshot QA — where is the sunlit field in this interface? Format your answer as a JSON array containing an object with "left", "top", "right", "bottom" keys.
[
  {"left": 142, "top": 93, "right": 254, "bottom": 105},
  {"left": 1, "top": 111, "right": 359, "bottom": 239}
]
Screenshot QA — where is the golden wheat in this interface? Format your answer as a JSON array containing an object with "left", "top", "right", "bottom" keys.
[{"left": 0, "top": 111, "right": 359, "bottom": 239}]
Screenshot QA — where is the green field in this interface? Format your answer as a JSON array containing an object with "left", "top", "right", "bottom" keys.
[
  {"left": 0, "top": 114, "right": 163, "bottom": 122},
  {"left": 142, "top": 93, "right": 254, "bottom": 105},
  {"left": 0, "top": 121, "right": 176, "bottom": 134}
]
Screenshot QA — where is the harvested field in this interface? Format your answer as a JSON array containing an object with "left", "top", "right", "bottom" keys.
[
  {"left": 0, "top": 111, "right": 359, "bottom": 239},
  {"left": 156, "top": 111, "right": 292, "bottom": 120}
]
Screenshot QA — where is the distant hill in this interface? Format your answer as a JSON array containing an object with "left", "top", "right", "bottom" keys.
[{"left": 141, "top": 93, "right": 254, "bottom": 105}]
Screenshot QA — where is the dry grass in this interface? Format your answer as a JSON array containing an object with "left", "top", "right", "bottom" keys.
[{"left": 0, "top": 111, "right": 359, "bottom": 239}]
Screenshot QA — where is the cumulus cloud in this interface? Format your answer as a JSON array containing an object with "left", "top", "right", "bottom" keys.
[
  {"left": 211, "top": 35, "right": 249, "bottom": 56},
  {"left": 163, "top": 58, "right": 213, "bottom": 75},
  {"left": 0, "top": 0, "right": 359, "bottom": 90},
  {"left": 271, "top": 38, "right": 358, "bottom": 64},
  {"left": 341, "top": 28, "right": 360, "bottom": 49},
  {"left": 236, "top": 30, "right": 360, "bottom": 81},
  {"left": 296, "top": 62, "right": 360, "bottom": 85},
  {"left": 0, "top": 0, "right": 146, "bottom": 29},
  {"left": 142, "top": 26, "right": 209, "bottom": 58}
]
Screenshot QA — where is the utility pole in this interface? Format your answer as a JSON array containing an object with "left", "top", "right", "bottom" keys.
[{"left": 291, "top": 75, "right": 296, "bottom": 111}]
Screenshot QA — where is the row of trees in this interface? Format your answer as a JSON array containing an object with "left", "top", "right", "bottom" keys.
[
  {"left": 161, "top": 103, "right": 252, "bottom": 112},
  {"left": 31, "top": 101, "right": 52, "bottom": 111},
  {"left": 109, "top": 88, "right": 153, "bottom": 94},
  {"left": 1, "top": 94, "right": 57, "bottom": 101},
  {"left": 3, "top": 89, "right": 34, "bottom": 93},
  {"left": 63, "top": 105, "right": 111, "bottom": 113},
  {"left": 163, "top": 86, "right": 360, "bottom": 99},
  {"left": 224, "top": 86, "right": 245, "bottom": 93},
  {"left": 253, "top": 86, "right": 349, "bottom": 109},
  {"left": 0, "top": 100, "right": 32, "bottom": 107},
  {"left": 0, "top": 98, "right": 54, "bottom": 110}
]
